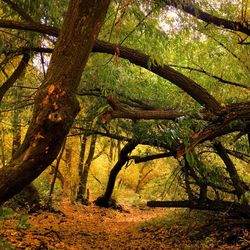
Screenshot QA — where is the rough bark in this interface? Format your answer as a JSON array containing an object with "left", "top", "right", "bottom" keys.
[
  {"left": 95, "top": 140, "right": 137, "bottom": 207},
  {"left": 147, "top": 200, "right": 250, "bottom": 218},
  {"left": 0, "top": 0, "right": 111, "bottom": 204}
]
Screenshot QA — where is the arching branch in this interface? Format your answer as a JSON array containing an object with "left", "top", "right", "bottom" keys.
[
  {"left": 0, "top": 19, "right": 221, "bottom": 111},
  {"left": 161, "top": 0, "right": 250, "bottom": 35}
]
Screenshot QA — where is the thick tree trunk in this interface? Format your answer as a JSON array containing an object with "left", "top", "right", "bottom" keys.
[
  {"left": 95, "top": 141, "right": 137, "bottom": 207},
  {"left": 77, "top": 134, "right": 97, "bottom": 204},
  {"left": 0, "top": 0, "right": 111, "bottom": 204},
  {"left": 147, "top": 200, "right": 250, "bottom": 218}
]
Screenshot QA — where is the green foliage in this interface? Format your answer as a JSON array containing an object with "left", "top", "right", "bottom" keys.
[
  {"left": 0, "top": 238, "right": 16, "bottom": 250},
  {"left": 16, "top": 213, "right": 30, "bottom": 230},
  {"left": 0, "top": 206, "right": 14, "bottom": 221}
]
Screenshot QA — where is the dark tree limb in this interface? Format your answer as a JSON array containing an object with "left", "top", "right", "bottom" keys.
[
  {"left": 147, "top": 199, "right": 250, "bottom": 218},
  {"left": 225, "top": 149, "right": 250, "bottom": 164},
  {"left": 0, "top": 19, "right": 222, "bottom": 111},
  {"left": 0, "top": 53, "right": 30, "bottom": 103},
  {"left": 130, "top": 152, "right": 174, "bottom": 163},
  {"left": 161, "top": 0, "right": 250, "bottom": 35}
]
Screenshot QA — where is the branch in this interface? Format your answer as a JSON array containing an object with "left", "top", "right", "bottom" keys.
[
  {"left": 0, "top": 53, "right": 30, "bottom": 103},
  {"left": 225, "top": 149, "right": 250, "bottom": 164},
  {"left": 130, "top": 152, "right": 174, "bottom": 163},
  {"left": 103, "top": 96, "right": 218, "bottom": 122},
  {"left": 162, "top": 0, "right": 250, "bottom": 35},
  {"left": 0, "top": 19, "right": 221, "bottom": 111},
  {"left": 176, "top": 119, "right": 250, "bottom": 158},
  {"left": 169, "top": 64, "right": 250, "bottom": 91},
  {"left": 147, "top": 199, "right": 250, "bottom": 217}
]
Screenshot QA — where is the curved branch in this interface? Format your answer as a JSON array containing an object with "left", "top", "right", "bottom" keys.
[
  {"left": 161, "top": 0, "right": 250, "bottom": 35},
  {"left": 0, "top": 19, "right": 221, "bottom": 111},
  {"left": 0, "top": 53, "right": 30, "bottom": 103}
]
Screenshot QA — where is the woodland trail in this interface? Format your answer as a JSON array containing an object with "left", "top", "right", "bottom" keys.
[{"left": 1, "top": 200, "right": 249, "bottom": 249}]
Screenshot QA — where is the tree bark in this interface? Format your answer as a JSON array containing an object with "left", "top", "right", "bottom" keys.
[
  {"left": 95, "top": 140, "right": 137, "bottom": 207},
  {"left": 0, "top": 0, "right": 111, "bottom": 204}
]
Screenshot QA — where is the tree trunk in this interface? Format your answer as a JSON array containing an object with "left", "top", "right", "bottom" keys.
[
  {"left": 11, "top": 88, "right": 21, "bottom": 156},
  {"left": 0, "top": 0, "right": 111, "bottom": 205},
  {"left": 76, "top": 134, "right": 87, "bottom": 202},
  {"left": 64, "top": 144, "right": 73, "bottom": 199},
  {"left": 95, "top": 140, "right": 137, "bottom": 207},
  {"left": 46, "top": 139, "right": 66, "bottom": 209},
  {"left": 77, "top": 134, "right": 97, "bottom": 204}
]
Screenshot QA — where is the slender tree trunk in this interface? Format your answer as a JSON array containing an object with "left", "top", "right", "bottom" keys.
[
  {"left": 11, "top": 92, "right": 21, "bottom": 156},
  {"left": 0, "top": 131, "right": 6, "bottom": 168},
  {"left": 77, "top": 134, "right": 97, "bottom": 204},
  {"left": 46, "top": 139, "right": 66, "bottom": 208},
  {"left": 95, "top": 141, "right": 137, "bottom": 207},
  {"left": 214, "top": 142, "right": 248, "bottom": 202},
  {"left": 64, "top": 144, "right": 73, "bottom": 199},
  {"left": 76, "top": 134, "right": 87, "bottom": 202},
  {"left": 0, "top": 0, "right": 111, "bottom": 204}
]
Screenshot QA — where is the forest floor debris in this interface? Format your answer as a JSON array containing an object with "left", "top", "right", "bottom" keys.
[{"left": 0, "top": 199, "right": 249, "bottom": 249}]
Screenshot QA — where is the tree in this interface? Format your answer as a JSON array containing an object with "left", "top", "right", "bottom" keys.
[{"left": 0, "top": 0, "right": 111, "bottom": 204}]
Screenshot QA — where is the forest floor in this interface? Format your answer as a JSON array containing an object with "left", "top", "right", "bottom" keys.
[{"left": 0, "top": 199, "right": 250, "bottom": 250}]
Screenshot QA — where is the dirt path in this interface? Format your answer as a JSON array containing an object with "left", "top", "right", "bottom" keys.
[
  {"left": 1, "top": 200, "right": 171, "bottom": 249},
  {"left": 1, "top": 200, "right": 249, "bottom": 249}
]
